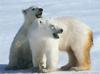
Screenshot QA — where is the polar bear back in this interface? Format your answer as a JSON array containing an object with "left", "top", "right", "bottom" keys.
[
  {"left": 50, "top": 16, "right": 91, "bottom": 31},
  {"left": 49, "top": 16, "right": 92, "bottom": 51}
]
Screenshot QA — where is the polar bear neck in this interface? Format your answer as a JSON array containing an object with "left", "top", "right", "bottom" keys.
[{"left": 24, "top": 17, "right": 38, "bottom": 26}]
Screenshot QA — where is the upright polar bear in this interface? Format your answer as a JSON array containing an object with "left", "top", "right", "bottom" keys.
[
  {"left": 6, "top": 6, "right": 43, "bottom": 69},
  {"left": 28, "top": 19, "right": 63, "bottom": 72},
  {"left": 49, "top": 17, "right": 93, "bottom": 71}
]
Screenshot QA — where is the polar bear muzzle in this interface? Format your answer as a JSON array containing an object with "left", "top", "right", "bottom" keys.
[
  {"left": 36, "top": 8, "right": 43, "bottom": 18},
  {"left": 53, "top": 29, "right": 63, "bottom": 39},
  {"left": 49, "top": 25, "right": 63, "bottom": 39},
  {"left": 22, "top": 10, "right": 27, "bottom": 14}
]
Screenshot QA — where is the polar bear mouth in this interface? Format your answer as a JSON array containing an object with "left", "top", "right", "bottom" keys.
[
  {"left": 53, "top": 33, "right": 59, "bottom": 39},
  {"left": 52, "top": 29, "right": 63, "bottom": 39},
  {"left": 36, "top": 12, "right": 42, "bottom": 18}
]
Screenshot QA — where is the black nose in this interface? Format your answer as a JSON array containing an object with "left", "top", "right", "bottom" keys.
[
  {"left": 59, "top": 29, "right": 63, "bottom": 33},
  {"left": 39, "top": 8, "right": 43, "bottom": 11}
]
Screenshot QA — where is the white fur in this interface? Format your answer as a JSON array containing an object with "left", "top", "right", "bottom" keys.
[
  {"left": 7, "top": 6, "right": 43, "bottom": 69},
  {"left": 49, "top": 16, "right": 92, "bottom": 67},
  {"left": 27, "top": 20, "right": 60, "bottom": 70}
]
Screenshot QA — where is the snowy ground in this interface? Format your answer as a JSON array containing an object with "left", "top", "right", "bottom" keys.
[{"left": 0, "top": 0, "right": 100, "bottom": 73}]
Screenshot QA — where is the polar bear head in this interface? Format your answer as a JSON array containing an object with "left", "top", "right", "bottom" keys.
[
  {"left": 22, "top": 6, "right": 43, "bottom": 23},
  {"left": 49, "top": 24, "right": 63, "bottom": 39},
  {"left": 39, "top": 20, "right": 63, "bottom": 39}
]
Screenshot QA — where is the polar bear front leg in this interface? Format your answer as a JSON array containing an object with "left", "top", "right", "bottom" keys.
[
  {"left": 31, "top": 49, "right": 45, "bottom": 72},
  {"left": 61, "top": 47, "right": 77, "bottom": 70},
  {"left": 31, "top": 51, "right": 40, "bottom": 72},
  {"left": 44, "top": 48, "right": 59, "bottom": 73}
]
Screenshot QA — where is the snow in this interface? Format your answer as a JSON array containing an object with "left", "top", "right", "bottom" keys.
[{"left": 0, "top": 0, "right": 100, "bottom": 73}]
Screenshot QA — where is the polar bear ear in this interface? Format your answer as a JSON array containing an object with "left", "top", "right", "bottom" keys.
[{"left": 22, "top": 9, "right": 27, "bottom": 14}]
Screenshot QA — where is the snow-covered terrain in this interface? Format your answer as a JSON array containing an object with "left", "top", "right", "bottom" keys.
[{"left": 0, "top": 0, "right": 100, "bottom": 73}]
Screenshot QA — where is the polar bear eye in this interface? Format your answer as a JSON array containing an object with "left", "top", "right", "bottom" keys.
[{"left": 50, "top": 25, "right": 55, "bottom": 30}]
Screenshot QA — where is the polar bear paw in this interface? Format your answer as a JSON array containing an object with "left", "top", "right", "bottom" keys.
[
  {"left": 70, "top": 66, "right": 90, "bottom": 71},
  {"left": 32, "top": 67, "right": 47, "bottom": 73}
]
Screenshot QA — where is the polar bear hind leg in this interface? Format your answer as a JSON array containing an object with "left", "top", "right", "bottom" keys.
[
  {"left": 6, "top": 43, "right": 32, "bottom": 70},
  {"left": 70, "top": 31, "right": 93, "bottom": 71}
]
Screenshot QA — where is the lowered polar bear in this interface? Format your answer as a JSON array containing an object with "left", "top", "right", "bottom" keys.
[
  {"left": 49, "top": 17, "right": 93, "bottom": 71},
  {"left": 6, "top": 6, "right": 43, "bottom": 69}
]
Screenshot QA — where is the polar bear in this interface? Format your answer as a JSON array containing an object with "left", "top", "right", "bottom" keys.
[
  {"left": 6, "top": 6, "right": 43, "bottom": 70},
  {"left": 49, "top": 16, "right": 93, "bottom": 71},
  {"left": 27, "top": 19, "right": 63, "bottom": 72}
]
